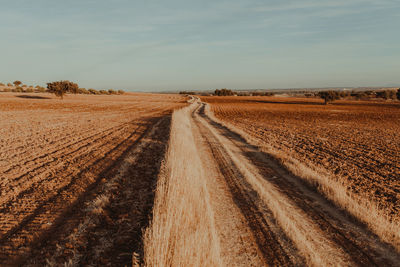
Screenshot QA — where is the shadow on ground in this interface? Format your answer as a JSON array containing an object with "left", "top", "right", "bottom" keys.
[{"left": 16, "top": 95, "right": 51, "bottom": 99}]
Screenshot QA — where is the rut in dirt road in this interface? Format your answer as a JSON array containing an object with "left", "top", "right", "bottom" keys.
[{"left": 192, "top": 100, "right": 400, "bottom": 266}]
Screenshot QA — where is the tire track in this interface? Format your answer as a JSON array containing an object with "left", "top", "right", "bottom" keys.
[{"left": 192, "top": 106, "right": 300, "bottom": 266}]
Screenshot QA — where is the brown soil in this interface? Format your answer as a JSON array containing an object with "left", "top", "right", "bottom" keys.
[
  {"left": 201, "top": 96, "right": 400, "bottom": 215},
  {"left": 0, "top": 92, "right": 185, "bottom": 266}
]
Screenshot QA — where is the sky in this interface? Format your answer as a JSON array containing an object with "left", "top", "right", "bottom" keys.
[{"left": 0, "top": 0, "right": 399, "bottom": 91}]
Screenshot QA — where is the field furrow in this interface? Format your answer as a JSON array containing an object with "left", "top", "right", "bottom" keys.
[{"left": 0, "top": 92, "right": 185, "bottom": 266}]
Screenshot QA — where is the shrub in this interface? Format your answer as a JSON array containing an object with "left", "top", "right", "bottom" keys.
[
  {"left": 36, "top": 86, "right": 46, "bottom": 93},
  {"left": 108, "top": 89, "right": 117, "bottom": 95},
  {"left": 117, "top": 89, "right": 125, "bottom": 95},
  {"left": 78, "top": 88, "right": 89, "bottom": 94},
  {"left": 47, "top": 80, "right": 79, "bottom": 99},
  {"left": 0, "top": 82, "right": 4, "bottom": 86},
  {"left": 88, "top": 89, "right": 99, "bottom": 95},
  {"left": 13, "top": 86, "right": 23, "bottom": 92},
  {"left": 397, "top": 88, "right": 400, "bottom": 100},
  {"left": 339, "top": 91, "right": 350, "bottom": 98},
  {"left": 376, "top": 90, "right": 396, "bottom": 100},
  {"left": 3, "top": 88, "right": 11, "bottom": 92},
  {"left": 7, "top": 83, "right": 12, "bottom": 87},
  {"left": 99, "top": 89, "right": 109, "bottom": 95},
  {"left": 26, "top": 87, "right": 34, "bottom": 93},
  {"left": 22, "top": 84, "right": 27, "bottom": 88}
]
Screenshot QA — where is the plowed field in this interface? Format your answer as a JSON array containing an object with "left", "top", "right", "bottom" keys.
[
  {"left": 0, "top": 92, "right": 185, "bottom": 266},
  {"left": 201, "top": 96, "right": 400, "bottom": 216}
]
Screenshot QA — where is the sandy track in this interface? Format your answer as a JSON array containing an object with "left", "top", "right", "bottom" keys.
[{"left": 190, "top": 100, "right": 400, "bottom": 266}]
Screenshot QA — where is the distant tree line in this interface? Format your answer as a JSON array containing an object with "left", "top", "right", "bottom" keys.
[
  {"left": 317, "top": 89, "right": 400, "bottom": 104},
  {"left": 179, "top": 91, "right": 196, "bottom": 95},
  {"left": 214, "top": 89, "right": 234, "bottom": 96},
  {"left": 234, "top": 92, "right": 275, "bottom": 96},
  {"left": 0, "top": 80, "right": 125, "bottom": 99}
]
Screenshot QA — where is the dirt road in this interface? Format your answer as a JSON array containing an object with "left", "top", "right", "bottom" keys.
[{"left": 190, "top": 100, "right": 400, "bottom": 266}]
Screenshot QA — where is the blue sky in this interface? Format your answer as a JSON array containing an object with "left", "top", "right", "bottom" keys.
[{"left": 0, "top": 0, "right": 399, "bottom": 91}]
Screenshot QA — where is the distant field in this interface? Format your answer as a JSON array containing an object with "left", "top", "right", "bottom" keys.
[
  {"left": 202, "top": 96, "right": 400, "bottom": 216},
  {"left": 0, "top": 92, "right": 185, "bottom": 265}
]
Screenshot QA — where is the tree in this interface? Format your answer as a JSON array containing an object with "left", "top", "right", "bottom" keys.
[
  {"left": 318, "top": 91, "right": 340, "bottom": 105},
  {"left": 377, "top": 90, "right": 396, "bottom": 100},
  {"left": 13, "top": 80, "right": 22, "bottom": 87},
  {"left": 397, "top": 88, "right": 400, "bottom": 100},
  {"left": 47, "top": 80, "right": 79, "bottom": 99}
]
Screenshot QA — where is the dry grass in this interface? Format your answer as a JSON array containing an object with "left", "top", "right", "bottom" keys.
[
  {"left": 202, "top": 98, "right": 400, "bottom": 252},
  {"left": 143, "top": 104, "right": 223, "bottom": 267}
]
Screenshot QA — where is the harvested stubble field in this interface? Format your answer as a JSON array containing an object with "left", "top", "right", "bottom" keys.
[{"left": 0, "top": 92, "right": 185, "bottom": 266}]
